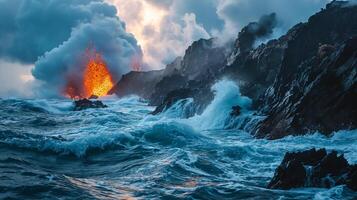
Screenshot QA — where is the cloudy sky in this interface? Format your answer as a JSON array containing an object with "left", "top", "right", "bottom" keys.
[
  {"left": 109, "top": 0, "right": 330, "bottom": 68},
  {"left": 0, "top": 0, "right": 330, "bottom": 97}
]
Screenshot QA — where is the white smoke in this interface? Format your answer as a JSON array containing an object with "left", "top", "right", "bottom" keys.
[{"left": 0, "top": 0, "right": 142, "bottom": 97}]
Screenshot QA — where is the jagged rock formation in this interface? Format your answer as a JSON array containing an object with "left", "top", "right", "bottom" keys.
[
  {"left": 252, "top": 2, "right": 357, "bottom": 138},
  {"left": 255, "top": 37, "right": 357, "bottom": 139},
  {"left": 112, "top": 1, "right": 357, "bottom": 139},
  {"left": 228, "top": 1, "right": 357, "bottom": 138},
  {"left": 268, "top": 148, "right": 357, "bottom": 191},
  {"left": 73, "top": 99, "right": 107, "bottom": 111},
  {"left": 110, "top": 70, "right": 164, "bottom": 99}
]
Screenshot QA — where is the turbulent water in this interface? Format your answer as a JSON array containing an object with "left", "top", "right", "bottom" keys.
[{"left": 1, "top": 81, "right": 356, "bottom": 200}]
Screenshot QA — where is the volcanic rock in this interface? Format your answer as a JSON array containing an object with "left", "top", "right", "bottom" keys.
[
  {"left": 268, "top": 148, "right": 356, "bottom": 191},
  {"left": 246, "top": 2, "right": 357, "bottom": 138},
  {"left": 150, "top": 88, "right": 193, "bottom": 115},
  {"left": 110, "top": 70, "right": 164, "bottom": 99},
  {"left": 148, "top": 38, "right": 225, "bottom": 109},
  {"left": 73, "top": 99, "right": 107, "bottom": 111}
]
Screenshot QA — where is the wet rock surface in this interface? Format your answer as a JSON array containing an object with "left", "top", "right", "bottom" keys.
[
  {"left": 253, "top": 2, "right": 357, "bottom": 139},
  {"left": 73, "top": 99, "right": 107, "bottom": 111},
  {"left": 268, "top": 148, "right": 357, "bottom": 191}
]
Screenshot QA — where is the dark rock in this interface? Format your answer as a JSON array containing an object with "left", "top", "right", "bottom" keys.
[
  {"left": 230, "top": 105, "right": 242, "bottom": 116},
  {"left": 150, "top": 88, "right": 193, "bottom": 115},
  {"left": 255, "top": 36, "right": 357, "bottom": 139},
  {"left": 268, "top": 159, "right": 306, "bottom": 189},
  {"left": 235, "top": 13, "right": 277, "bottom": 53},
  {"left": 110, "top": 70, "right": 164, "bottom": 99},
  {"left": 149, "top": 74, "right": 188, "bottom": 106},
  {"left": 73, "top": 99, "right": 107, "bottom": 111},
  {"left": 268, "top": 148, "right": 357, "bottom": 191},
  {"left": 180, "top": 38, "right": 226, "bottom": 80},
  {"left": 282, "top": 148, "right": 327, "bottom": 166},
  {"left": 249, "top": 2, "right": 357, "bottom": 138},
  {"left": 346, "top": 165, "right": 357, "bottom": 191},
  {"left": 88, "top": 95, "right": 98, "bottom": 99},
  {"left": 148, "top": 38, "right": 225, "bottom": 110}
]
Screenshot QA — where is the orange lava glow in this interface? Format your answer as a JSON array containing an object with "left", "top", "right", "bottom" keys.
[
  {"left": 64, "top": 49, "right": 114, "bottom": 99},
  {"left": 83, "top": 52, "right": 114, "bottom": 98}
]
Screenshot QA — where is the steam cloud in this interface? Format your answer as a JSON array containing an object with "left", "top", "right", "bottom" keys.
[
  {"left": 237, "top": 13, "right": 277, "bottom": 52},
  {"left": 0, "top": 0, "right": 142, "bottom": 97},
  {"left": 110, "top": 0, "right": 330, "bottom": 68}
]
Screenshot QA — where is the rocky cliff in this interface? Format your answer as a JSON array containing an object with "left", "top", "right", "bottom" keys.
[
  {"left": 112, "top": 1, "right": 357, "bottom": 139},
  {"left": 109, "top": 70, "right": 164, "bottom": 99}
]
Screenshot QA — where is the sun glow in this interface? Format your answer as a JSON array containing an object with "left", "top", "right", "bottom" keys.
[{"left": 107, "top": 0, "right": 167, "bottom": 67}]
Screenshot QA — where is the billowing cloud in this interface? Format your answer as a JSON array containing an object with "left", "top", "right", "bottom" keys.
[
  {"left": 109, "top": 0, "right": 330, "bottom": 68},
  {"left": 109, "top": 0, "right": 211, "bottom": 68},
  {"left": 216, "top": 0, "right": 330, "bottom": 42},
  {"left": 0, "top": 0, "right": 142, "bottom": 97}
]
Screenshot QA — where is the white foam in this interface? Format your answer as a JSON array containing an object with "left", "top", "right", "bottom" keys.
[{"left": 189, "top": 79, "right": 252, "bottom": 130}]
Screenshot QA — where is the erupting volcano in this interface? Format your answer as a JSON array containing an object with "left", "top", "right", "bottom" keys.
[
  {"left": 83, "top": 52, "right": 114, "bottom": 98},
  {"left": 65, "top": 48, "right": 114, "bottom": 99}
]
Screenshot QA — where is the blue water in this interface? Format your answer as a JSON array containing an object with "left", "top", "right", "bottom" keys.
[{"left": 1, "top": 81, "right": 356, "bottom": 200}]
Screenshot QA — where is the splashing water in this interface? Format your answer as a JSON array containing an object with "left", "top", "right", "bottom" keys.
[{"left": 0, "top": 80, "right": 356, "bottom": 199}]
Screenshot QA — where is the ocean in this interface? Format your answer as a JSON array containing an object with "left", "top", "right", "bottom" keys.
[{"left": 1, "top": 81, "right": 356, "bottom": 200}]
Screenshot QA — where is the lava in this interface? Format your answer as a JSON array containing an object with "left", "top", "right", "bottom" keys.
[
  {"left": 65, "top": 48, "right": 114, "bottom": 99},
  {"left": 83, "top": 52, "right": 114, "bottom": 98}
]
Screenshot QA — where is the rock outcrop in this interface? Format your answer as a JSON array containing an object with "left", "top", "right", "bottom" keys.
[
  {"left": 255, "top": 36, "right": 357, "bottom": 139},
  {"left": 224, "top": 1, "right": 357, "bottom": 138},
  {"left": 268, "top": 148, "right": 357, "bottom": 191},
  {"left": 73, "top": 99, "right": 107, "bottom": 111},
  {"left": 110, "top": 70, "right": 164, "bottom": 99}
]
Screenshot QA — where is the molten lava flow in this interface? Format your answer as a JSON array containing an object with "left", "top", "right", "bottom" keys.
[{"left": 83, "top": 52, "right": 114, "bottom": 98}]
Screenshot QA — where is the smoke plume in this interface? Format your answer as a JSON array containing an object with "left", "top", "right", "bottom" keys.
[{"left": 0, "top": 0, "right": 142, "bottom": 97}]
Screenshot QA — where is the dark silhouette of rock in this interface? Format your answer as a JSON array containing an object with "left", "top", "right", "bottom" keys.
[
  {"left": 255, "top": 36, "right": 357, "bottom": 139},
  {"left": 73, "top": 99, "right": 107, "bottom": 111},
  {"left": 243, "top": 2, "right": 357, "bottom": 138},
  {"left": 268, "top": 148, "right": 357, "bottom": 191},
  {"left": 230, "top": 105, "right": 242, "bottom": 116},
  {"left": 235, "top": 13, "right": 277, "bottom": 53},
  {"left": 150, "top": 88, "right": 193, "bottom": 115},
  {"left": 88, "top": 95, "right": 99, "bottom": 99},
  {"left": 110, "top": 70, "right": 164, "bottom": 99},
  {"left": 346, "top": 165, "right": 357, "bottom": 190}
]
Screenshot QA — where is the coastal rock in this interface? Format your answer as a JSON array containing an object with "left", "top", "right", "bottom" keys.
[
  {"left": 150, "top": 88, "right": 193, "bottom": 115},
  {"left": 73, "top": 99, "right": 107, "bottom": 111},
  {"left": 255, "top": 36, "right": 357, "bottom": 139},
  {"left": 268, "top": 148, "right": 356, "bottom": 191},
  {"left": 251, "top": 2, "right": 357, "bottom": 139},
  {"left": 149, "top": 38, "right": 225, "bottom": 106},
  {"left": 110, "top": 70, "right": 164, "bottom": 99}
]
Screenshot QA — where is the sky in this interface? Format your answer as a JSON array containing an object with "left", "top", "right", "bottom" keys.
[{"left": 0, "top": 0, "right": 331, "bottom": 97}]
